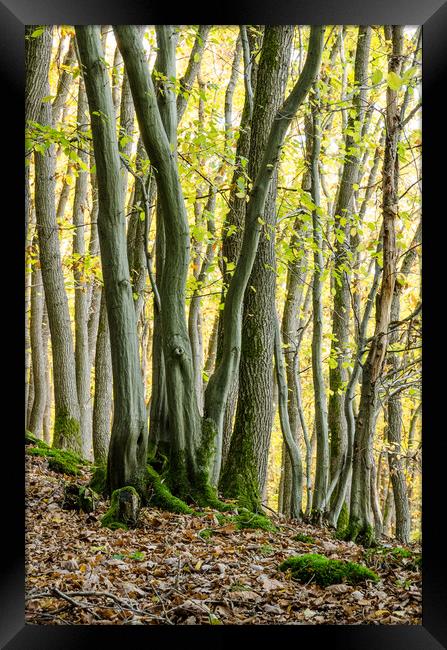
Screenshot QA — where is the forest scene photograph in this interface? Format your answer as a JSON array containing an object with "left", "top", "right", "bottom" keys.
[{"left": 24, "top": 23, "right": 422, "bottom": 626}]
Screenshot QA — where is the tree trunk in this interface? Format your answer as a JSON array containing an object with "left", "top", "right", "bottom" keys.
[
  {"left": 92, "top": 291, "right": 113, "bottom": 466},
  {"left": 309, "top": 83, "right": 329, "bottom": 521},
  {"left": 116, "top": 25, "right": 324, "bottom": 505},
  {"left": 274, "top": 313, "right": 303, "bottom": 519},
  {"left": 386, "top": 221, "right": 420, "bottom": 544},
  {"left": 30, "top": 27, "right": 81, "bottom": 452},
  {"left": 28, "top": 263, "right": 47, "bottom": 438},
  {"left": 77, "top": 26, "right": 148, "bottom": 493},
  {"left": 346, "top": 26, "right": 403, "bottom": 546},
  {"left": 328, "top": 26, "right": 371, "bottom": 506},
  {"left": 72, "top": 80, "right": 92, "bottom": 458},
  {"left": 114, "top": 25, "right": 202, "bottom": 499},
  {"left": 219, "top": 26, "right": 294, "bottom": 512},
  {"left": 217, "top": 28, "right": 261, "bottom": 474},
  {"left": 279, "top": 113, "right": 312, "bottom": 517}
]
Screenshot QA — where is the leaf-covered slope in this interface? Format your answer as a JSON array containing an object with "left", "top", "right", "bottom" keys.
[{"left": 25, "top": 453, "right": 421, "bottom": 625}]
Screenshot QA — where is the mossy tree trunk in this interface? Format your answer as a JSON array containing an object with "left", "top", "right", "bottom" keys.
[
  {"left": 114, "top": 25, "right": 204, "bottom": 500},
  {"left": 76, "top": 26, "right": 148, "bottom": 493},
  {"left": 148, "top": 27, "right": 208, "bottom": 461},
  {"left": 219, "top": 25, "right": 294, "bottom": 511},
  {"left": 345, "top": 26, "right": 403, "bottom": 546},
  {"left": 217, "top": 27, "right": 261, "bottom": 478}
]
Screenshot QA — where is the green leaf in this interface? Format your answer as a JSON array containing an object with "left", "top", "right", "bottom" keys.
[
  {"left": 372, "top": 69, "right": 383, "bottom": 85},
  {"left": 31, "top": 27, "right": 44, "bottom": 38},
  {"left": 129, "top": 551, "right": 145, "bottom": 561},
  {"left": 387, "top": 71, "right": 403, "bottom": 91}
]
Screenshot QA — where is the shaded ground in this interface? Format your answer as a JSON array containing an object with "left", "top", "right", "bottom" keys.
[{"left": 25, "top": 454, "right": 421, "bottom": 625}]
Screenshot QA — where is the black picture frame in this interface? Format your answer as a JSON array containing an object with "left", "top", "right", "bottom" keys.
[{"left": 2, "top": 0, "right": 446, "bottom": 647}]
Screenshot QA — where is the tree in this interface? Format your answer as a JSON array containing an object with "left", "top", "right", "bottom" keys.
[
  {"left": 345, "top": 26, "right": 404, "bottom": 545},
  {"left": 76, "top": 26, "right": 148, "bottom": 493},
  {"left": 219, "top": 25, "right": 294, "bottom": 512},
  {"left": 28, "top": 26, "right": 82, "bottom": 452}
]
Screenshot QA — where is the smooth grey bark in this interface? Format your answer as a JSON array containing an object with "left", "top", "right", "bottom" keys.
[
  {"left": 30, "top": 27, "right": 81, "bottom": 452},
  {"left": 328, "top": 26, "right": 371, "bottom": 505},
  {"left": 224, "top": 34, "right": 242, "bottom": 148},
  {"left": 274, "top": 312, "right": 303, "bottom": 520},
  {"left": 327, "top": 248, "right": 382, "bottom": 527},
  {"left": 188, "top": 184, "right": 219, "bottom": 414},
  {"left": 346, "top": 27, "right": 404, "bottom": 546},
  {"left": 115, "top": 25, "right": 203, "bottom": 498},
  {"left": 386, "top": 219, "right": 421, "bottom": 543},
  {"left": 42, "top": 305, "right": 52, "bottom": 445},
  {"left": 309, "top": 84, "right": 329, "bottom": 520},
  {"left": 279, "top": 112, "right": 312, "bottom": 518},
  {"left": 28, "top": 264, "right": 47, "bottom": 438},
  {"left": 56, "top": 162, "right": 75, "bottom": 222},
  {"left": 203, "top": 314, "right": 219, "bottom": 391},
  {"left": 214, "top": 26, "right": 325, "bottom": 504},
  {"left": 177, "top": 26, "right": 211, "bottom": 125},
  {"left": 52, "top": 38, "right": 76, "bottom": 125},
  {"left": 92, "top": 292, "right": 113, "bottom": 465},
  {"left": 76, "top": 26, "right": 148, "bottom": 493},
  {"left": 72, "top": 80, "right": 93, "bottom": 458},
  {"left": 25, "top": 26, "right": 52, "bottom": 412}
]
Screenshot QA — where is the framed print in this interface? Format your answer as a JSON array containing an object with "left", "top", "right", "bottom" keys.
[{"left": 1, "top": 0, "right": 446, "bottom": 647}]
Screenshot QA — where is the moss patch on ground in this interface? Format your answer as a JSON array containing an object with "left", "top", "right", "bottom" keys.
[
  {"left": 26, "top": 443, "right": 89, "bottom": 476},
  {"left": 216, "top": 508, "right": 276, "bottom": 532},
  {"left": 363, "top": 546, "right": 421, "bottom": 571},
  {"left": 280, "top": 553, "right": 379, "bottom": 587},
  {"left": 293, "top": 533, "right": 315, "bottom": 544}
]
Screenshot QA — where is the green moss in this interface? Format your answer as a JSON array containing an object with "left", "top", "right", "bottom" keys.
[
  {"left": 53, "top": 411, "right": 82, "bottom": 455},
  {"left": 146, "top": 465, "right": 193, "bottom": 514},
  {"left": 343, "top": 518, "right": 376, "bottom": 547},
  {"left": 25, "top": 431, "right": 49, "bottom": 448},
  {"left": 293, "top": 533, "right": 315, "bottom": 544},
  {"left": 27, "top": 444, "right": 87, "bottom": 476},
  {"left": 215, "top": 508, "right": 276, "bottom": 532},
  {"left": 89, "top": 465, "right": 108, "bottom": 495},
  {"left": 390, "top": 546, "right": 412, "bottom": 559},
  {"left": 363, "top": 545, "right": 421, "bottom": 571},
  {"left": 218, "top": 428, "right": 263, "bottom": 514},
  {"left": 198, "top": 528, "right": 214, "bottom": 540},
  {"left": 335, "top": 502, "right": 349, "bottom": 538},
  {"left": 101, "top": 486, "right": 140, "bottom": 530},
  {"left": 234, "top": 509, "right": 276, "bottom": 532},
  {"left": 280, "top": 553, "right": 379, "bottom": 587}
]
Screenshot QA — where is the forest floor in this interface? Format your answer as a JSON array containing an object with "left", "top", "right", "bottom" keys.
[{"left": 25, "top": 453, "right": 422, "bottom": 626}]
